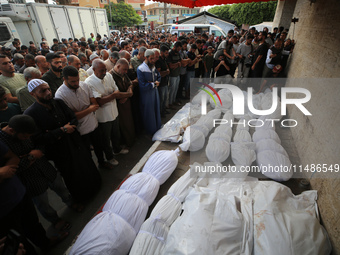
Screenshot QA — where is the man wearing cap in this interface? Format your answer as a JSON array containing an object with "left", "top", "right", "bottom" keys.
[
  {"left": 0, "top": 55, "right": 26, "bottom": 104},
  {"left": 137, "top": 49, "right": 161, "bottom": 135},
  {"left": 41, "top": 53, "right": 64, "bottom": 96},
  {"left": 85, "top": 59, "right": 131, "bottom": 166},
  {"left": 24, "top": 79, "right": 101, "bottom": 202},
  {"left": 86, "top": 54, "right": 100, "bottom": 76}
]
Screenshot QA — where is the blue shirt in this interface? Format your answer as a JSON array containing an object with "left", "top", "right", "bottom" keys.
[{"left": 132, "top": 48, "right": 139, "bottom": 57}]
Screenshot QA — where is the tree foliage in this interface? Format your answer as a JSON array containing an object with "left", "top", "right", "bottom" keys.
[
  {"left": 105, "top": 2, "right": 142, "bottom": 28},
  {"left": 209, "top": 5, "right": 232, "bottom": 21},
  {"left": 209, "top": 1, "right": 277, "bottom": 26}
]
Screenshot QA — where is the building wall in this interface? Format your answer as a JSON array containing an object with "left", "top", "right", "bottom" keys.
[
  {"left": 283, "top": 0, "right": 340, "bottom": 253},
  {"left": 143, "top": 4, "right": 199, "bottom": 25},
  {"left": 78, "top": 0, "right": 100, "bottom": 8},
  {"left": 77, "top": 0, "right": 117, "bottom": 8},
  {"left": 272, "top": 0, "right": 297, "bottom": 29}
]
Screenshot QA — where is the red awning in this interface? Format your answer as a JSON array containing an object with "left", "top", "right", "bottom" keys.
[{"left": 152, "top": 0, "right": 273, "bottom": 9}]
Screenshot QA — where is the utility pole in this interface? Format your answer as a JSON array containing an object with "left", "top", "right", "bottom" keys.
[
  {"left": 109, "top": 0, "right": 113, "bottom": 30},
  {"left": 163, "top": 3, "right": 167, "bottom": 25}
]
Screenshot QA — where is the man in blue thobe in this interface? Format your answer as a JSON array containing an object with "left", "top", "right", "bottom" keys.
[{"left": 137, "top": 49, "right": 161, "bottom": 135}]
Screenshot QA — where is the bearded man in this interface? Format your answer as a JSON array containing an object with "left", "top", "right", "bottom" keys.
[
  {"left": 110, "top": 58, "right": 135, "bottom": 147},
  {"left": 136, "top": 49, "right": 161, "bottom": 135},
  {"left": 24, "top": 79, "right": 101, "bottom": 202},
  {"left": 41, "top": 53, "right": 64, "bottom": 96}
]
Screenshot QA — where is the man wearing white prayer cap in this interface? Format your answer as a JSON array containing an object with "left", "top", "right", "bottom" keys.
[
  {"left": 86, "top": 54, "right": 100, "bottom": 76},
  {"left": 136, "top": 48, "right": 161, "bottom": 135},
  {"left": 27, "top": 78, "right": 48, "bottom": 93},
  {"left": 24, "top": 77, "right": 101, "bottom": 202}
]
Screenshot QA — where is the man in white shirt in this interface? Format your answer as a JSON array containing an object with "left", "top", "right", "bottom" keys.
[
  {"left": 86, "top": 54, "right": 100, "bottom": 76},
  {"left": 85, "top": 59, "right": 132, "bottom": 166},
  {"left": 263, "top": 39, "right": 290, "bottom": 78},
  {"left": 55, "top": 66, "right": 113, "bottom": 169}
]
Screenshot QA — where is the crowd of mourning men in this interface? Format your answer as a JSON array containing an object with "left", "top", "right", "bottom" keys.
[{"left": 0, "top": 26, "right": 293, "bottom": 253}]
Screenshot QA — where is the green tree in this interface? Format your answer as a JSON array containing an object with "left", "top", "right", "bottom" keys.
[
  {"left": 209, "top": 1, "right": 277, "bottom": 26},
  {"left": 209, "top": 5, "right": 232, "bottom": 21},
  {"left": 105, "top": 2, "right": 142, "bottom": 28}
]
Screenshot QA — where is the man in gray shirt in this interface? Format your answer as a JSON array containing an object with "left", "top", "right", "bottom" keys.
[
  {"left": 167, "top": 42, "right": 182, "bottom": 108},
  {"left": 236, "top": 34, "right": 254, "bottom": 79}
]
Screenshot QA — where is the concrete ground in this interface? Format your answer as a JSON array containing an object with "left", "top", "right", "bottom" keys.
[{"left": 42, "top": 96, "right": 312, "bottom": 254}]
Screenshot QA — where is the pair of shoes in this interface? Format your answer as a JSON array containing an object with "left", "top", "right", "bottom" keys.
[
  {"left": 113, "top": 148, "right": 129, "bottom": 155},
  {"left": 109, "top": 158, "right": 119, "bottom": 166},
  {"left": 99, "top": 161, "right": 114, "bottom": 170}
]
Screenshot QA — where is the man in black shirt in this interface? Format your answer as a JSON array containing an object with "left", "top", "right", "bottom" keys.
[
  {"left": 0, "top": 115, "right": 77, "bottom": 230},
  {"left": 214, "top": 55, "right": 230, "bottom": 84},
  {"left": 195, "top": 39, "right": 204, "bottom": 78},
  {"left": 24, "top": 79, "right": 101, "bottom": 202},
  {"left": 42, "top": 53, "right": 64, "bottom": 96},
  {"left": 155, "top": 45, "right": 170, "bottom": 118},
  {"left": 251, "top": 31, "right": 269, "bottom": 78},
  {"left": 186, "top": 44, "right": 201, "bottom": 93},
  {"left": 0, "top": 140, "right": 69, "bottom": 253}
]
